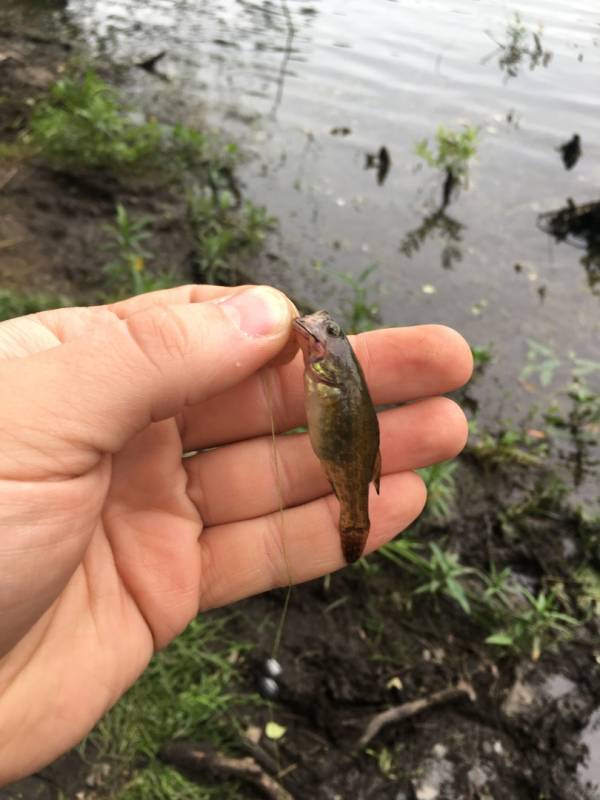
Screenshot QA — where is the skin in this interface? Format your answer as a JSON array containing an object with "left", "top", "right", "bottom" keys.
[
  {"left": 293, "top": 310, "right": 381, "bottom": 562},
  {"left": 0, "top": 284, "right": 472, "bottom": 785}
]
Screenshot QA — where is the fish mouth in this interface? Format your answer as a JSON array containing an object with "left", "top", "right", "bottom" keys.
[
  {"left": 293, "top": 316, "right": 328, "bottom": 367},
  {"left": 292, "top": 317, "right": 318, "bottom": 341}
]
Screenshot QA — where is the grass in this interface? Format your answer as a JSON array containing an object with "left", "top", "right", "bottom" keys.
[
  {"left": 23, "top": 69, "right": 236, "bottom": 182},
  {"left": 27, "top": 70, "right": 164, "bottom": 173},
  {"left": 486, "top": 587, "right": 579, "bottom": 662},
  {"left": 102, "top": 203, "right": 176, "bottom": 297},
  {"left": 186, "top": 190, "right": 274, "bottom": 285},
  {"left": 0, "top": 288, "right": 72, "bottom": 321},
  {"left": 337, "top": 264, "right": 381, "bottom": 334},
  {"left": 81, "top": 615, "right": 254, "bottom": 799},
  {"left": 10, "top": 68, "right": 278, "bottom": 293}
]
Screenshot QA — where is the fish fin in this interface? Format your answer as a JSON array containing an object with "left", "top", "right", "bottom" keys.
[
  {"left": 341, "top": 528, "right": 369, "bottom": 563},
  {"left": 372, "top": 450, "right": 381, "bottom": 495}
]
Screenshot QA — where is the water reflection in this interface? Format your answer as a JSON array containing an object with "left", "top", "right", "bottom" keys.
[
  {"left": 483, "top": 12, "right": 552, "bottom": 81},
  {"left": 364, "top": 146, "right": 391, "bottom": 186},
  {"left": 538, "top": 199, "right": 600, "bottom": 295},
  {"left": 400, "top": 207, "right": 464, "bottom": 270}
]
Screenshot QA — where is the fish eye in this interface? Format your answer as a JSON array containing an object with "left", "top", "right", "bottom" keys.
[{"left": 326, "top": 321, "right": 341, "bottom": 337}]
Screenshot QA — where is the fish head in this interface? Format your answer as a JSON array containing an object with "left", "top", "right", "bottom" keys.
[{"left": 292, "top": 310, "right": 350, "bottom": 386}]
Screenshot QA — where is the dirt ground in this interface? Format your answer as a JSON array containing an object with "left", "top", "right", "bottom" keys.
[
  {"left": 0, "top": 26, "right": 196, "bottom": 300},
  {"left": 1, "top": 16, "right": 600, "bottom": 800}
]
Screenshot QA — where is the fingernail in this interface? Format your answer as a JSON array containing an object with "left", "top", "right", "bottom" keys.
[{"left": 216, "top": 286, "right": 291, "bottom": 337}]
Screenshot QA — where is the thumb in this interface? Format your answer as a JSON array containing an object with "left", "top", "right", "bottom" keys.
[{"left": 0, "top": 285, "right": 295, "bottom": 479}]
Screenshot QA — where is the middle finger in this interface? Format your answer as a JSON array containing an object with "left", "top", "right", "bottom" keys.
[
  {"left": 185, "top": 396, "right": 467, "bottom": 526},
  {"left": 181, "top": 324, "right": 472, "bottom": 451}
]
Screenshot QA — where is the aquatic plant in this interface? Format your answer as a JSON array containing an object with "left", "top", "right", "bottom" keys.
[
  {"left": 483, "top": 13, "right": 552, "bottom": 81},
  {"left": 415, "top": 124, "right": 479, "bottom": 205},
  {"left": 469, "top": 425, "right": 548, "bottom": 467}
]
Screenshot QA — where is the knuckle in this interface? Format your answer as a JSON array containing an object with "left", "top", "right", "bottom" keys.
[{"left": 125, "top": 306, "right": 192, "bottom": 370}]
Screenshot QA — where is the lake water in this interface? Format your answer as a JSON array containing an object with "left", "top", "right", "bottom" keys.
[{"left": 51, "top": 0, "right": 600, "bottom": 412}]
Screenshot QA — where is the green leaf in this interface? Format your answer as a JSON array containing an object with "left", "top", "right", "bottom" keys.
[{"left": 485, "top": 632, "right": 514, "bottom": 646}]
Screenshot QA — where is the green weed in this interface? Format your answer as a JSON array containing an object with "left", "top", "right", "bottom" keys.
[
  {"left": 486, "top": 586, "right": 579, "bottom": 661},
  {"left": 102, "top": 203, "right": 175, "bottom": 297},
  {"left": 471, "top": 344, "right": 493, "bottom": 372},
  {"left": 186, "top": 190, "right": 274, "bottom": 285},
  {"left": 521, "top": 339, "right": 562, "bottom": 387},
  {"left": 415, "top": 125, "right": 479, "bottom": 184},
  {"left": 337, "top": 264, "right": 380, "bottom": 334},
  {"left": 413, "top": 542, "right": 474, "bottom": 614},
  {"left": 418, "top": 460, "right": 458, "bottom": 525},
  {"left": 28, "top": 71, "right": 162, "bottom": 173},
  {"left": 26, "top": 70, "right": 218, "bottom": 181},
  {"left": 574, "top": 566, "right": 600, "bottom": 618},
  {"left": 82, "top": 615, "right": 252, "bottom": 798},
  {"left": 469, "top": 424, "right": 548, "bottom": 467},
  {"left": 0, "top": 288, "right": 71, "bottom": 321},
  {"left": 485, "top": 13, "right": 552, "bottom": 80},
  {"left": 545, "top": 378, "right": 600, "bottom": 484}
]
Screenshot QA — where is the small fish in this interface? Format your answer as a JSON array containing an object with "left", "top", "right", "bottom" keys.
[{"left": 293, "top": 311, "right": 381, "bottom": 563}]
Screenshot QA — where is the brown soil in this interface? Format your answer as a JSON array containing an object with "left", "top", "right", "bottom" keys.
[{"left": 0, "top": 26, "right": 195, "bottom": 300}]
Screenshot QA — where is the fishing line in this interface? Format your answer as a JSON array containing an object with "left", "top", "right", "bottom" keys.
[{"left": 260, "top": 368, "right": 293, "bottom": 662}]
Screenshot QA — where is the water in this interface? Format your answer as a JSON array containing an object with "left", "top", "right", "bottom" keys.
[{"left": 52, "top": 0, "right": 600, "bottom": 414}]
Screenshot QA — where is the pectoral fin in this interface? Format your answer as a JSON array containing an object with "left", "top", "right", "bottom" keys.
[{"left": 372, "top": 450, "right": 381, "bottom": 495}]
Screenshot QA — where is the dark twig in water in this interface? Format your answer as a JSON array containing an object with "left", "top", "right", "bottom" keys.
[
  {"left": 271, "top": 0, "right": 295, "bottom": 116},
  {"left": 161, "top": 742, "right": 295, "bottom": 800},
  {"left": 557, "top": 134, "right": 582, "bottom": 171},
  {"left": 358, "top": 680, "right": 476, "bottom": 748},
  {"left": 134, "top": 50, "right": 167, "bottom": 73},
  {"left": 365, "top": 146, "right": 391, "bottom": 185}
]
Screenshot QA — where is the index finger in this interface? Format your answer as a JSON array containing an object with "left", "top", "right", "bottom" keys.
[{"left": 182, "top": 324, "right": 472, "bottom": 450}]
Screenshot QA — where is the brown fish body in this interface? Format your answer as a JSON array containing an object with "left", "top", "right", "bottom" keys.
[{"left": 293, "top": 311, "right": 381, "bottom": 563}]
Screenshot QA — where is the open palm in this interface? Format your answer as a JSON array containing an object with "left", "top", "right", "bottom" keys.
[{"left": 0, "top": 285, "right": 471, "bottom": 784}]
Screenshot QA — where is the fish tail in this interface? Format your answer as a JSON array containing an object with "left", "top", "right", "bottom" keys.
[{"left": 340, "top": 526, "right": 369, "bottom": 564}]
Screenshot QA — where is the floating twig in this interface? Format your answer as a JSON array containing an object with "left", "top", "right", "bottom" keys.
[
  {"left": 358, "top": 679, "right": 476, "bottom": 748},
  {"left": 161, "top": 741, "right": 295, "bottom": 800}
]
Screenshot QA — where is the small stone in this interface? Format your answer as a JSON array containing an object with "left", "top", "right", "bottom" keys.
[
  {"left": 467, "top": 764, "right": 489, "bottom": 789},
  {"left": 258, "top": 676, "right": 280, "bottom": 699},
  {"left": 264, "top": 657, "right": 283, "bottom": 678}
]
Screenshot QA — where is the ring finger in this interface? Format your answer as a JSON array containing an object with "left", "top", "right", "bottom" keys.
[{"left": 185, "top": 396, "right": 467, "bottom": 526}]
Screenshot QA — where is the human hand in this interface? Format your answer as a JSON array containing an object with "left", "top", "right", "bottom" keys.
[{"left": 0, "top": 284, "right": 471, "bottom": 784}]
